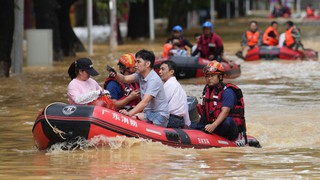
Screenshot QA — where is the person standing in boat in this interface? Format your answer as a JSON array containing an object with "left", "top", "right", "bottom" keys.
[
  {"left": 158, "top": 61, "right": 190, "bottom": 128},
  {"left": 67, "top": 58, "right": 113, "bottom": 108},
  {"left": 190, "top": 61, "right": 246, "bottom": 141},
  {"left": 192, "top": 22, "right": 224, "bottom": 62},
  {"left": 238, "top": 21, "right": 263, "bottom": 58},
  {"left": 166, "top": 25, "right": 193, "bottom": 50},
  {"left": 108, "top": 49, "right": 169, "bottom": 127},
  {"left": 104, "top": 53, "right": 141, "bottom": 111},
  {"left": 284, "top": 21, "right": 304, "bottom": 52},
  {"left": 263, "top": 21, "right": 279, "bottom": 46}
]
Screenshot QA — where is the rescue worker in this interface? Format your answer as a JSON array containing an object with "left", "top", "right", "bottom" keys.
[
  {"left": 284, "top": 21, "right": 304, "bottom": 51},
  {"left": 263, "top": 21, "right": 279, "bottom": 46},
  {"left": 306, "top": 4, "right": 315, "bottom": 17},
  {"left": 166, "top": 25, "right": 193, "bottom": 50},
  {"left": 240, "top": 21, "right": 263, "bottom": 58},
  {"left": 192, "top": 22, "right": 224, "bottom": 62},
  {"left": 105, "top": 53, "right": 141, "bottom": 110},
  {"left": 190, "top": 61, "right": 247, "bottom": 142}
]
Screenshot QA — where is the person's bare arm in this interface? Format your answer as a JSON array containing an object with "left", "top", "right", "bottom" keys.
[
  {"left": 109, "top": 69, "right": 136, "bottom": 83},
  {"left": 119, "top": 94, "right": 153, "bottom": 116},
  {"left": 115, "top": 73, "right": 136, "bottom": 83},
  {"left": 127, "top": 94, "right": 153, "bottom": 116},
  {"left": 205, "top": 107, "right": 230, "bottom": 133}
]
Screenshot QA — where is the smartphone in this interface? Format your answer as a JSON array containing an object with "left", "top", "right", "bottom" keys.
[{"left": 106, "top": 65, "right": 116, "bottom": 73}]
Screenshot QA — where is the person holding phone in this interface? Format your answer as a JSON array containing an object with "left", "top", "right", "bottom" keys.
[
  {"left": 104, "top": 53, "right": 141, "bottom": 110},
  {"left": 108, "top": 50, "right": 169, "bottom": 127}
]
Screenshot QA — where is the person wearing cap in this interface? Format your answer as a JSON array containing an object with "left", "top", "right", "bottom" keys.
[
  {"left": 67, "top": 58, "right": 110, "bottom": 106},
  {"left": 104, "top": 53, "right": 141, "bottom": 110},
  {"left": 190, "top": 61, "right": 246, "bottom": 141},
  {"left": 108, "top": 49, "right": 169, "bottom": 127},
  {"left": 166, "top": 25, "right": 193, "bottom": 50},
  {"left": 158, "top": 60, "right": 190, "bottom": 128},
  {"left": 192, "top": 22, "right": 224, "bottom": 62},
  {"left": 238, "top": 21, "right": 262, "bottom": 58}
]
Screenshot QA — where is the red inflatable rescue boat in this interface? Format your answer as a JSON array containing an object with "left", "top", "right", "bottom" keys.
[
  {"left": 244, "top": 46, "right": 318, "bottom": 61},
  {"left": 32, "top": 102, "right": 261, "bottom": 150},
  {"left": 154, "top": 56, "right": 241, "bottom": 79}
]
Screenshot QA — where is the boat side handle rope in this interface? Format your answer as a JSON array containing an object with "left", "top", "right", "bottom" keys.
[{"left": 44, "top": 102, "right": 67, "bottom": 140}]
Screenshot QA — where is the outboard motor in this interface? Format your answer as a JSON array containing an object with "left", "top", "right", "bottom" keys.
[{"left": 187, "top": 96, "right": 200, "bottom": 122}]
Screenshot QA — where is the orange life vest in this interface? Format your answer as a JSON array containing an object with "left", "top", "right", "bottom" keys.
[
  {"left": 306, "top": 6, "right": 314, "bottom": 17},
  {"left": 285, "top": 26, "right": 297, "bottom": 48},
  {"left": 104, "top": 78, "right": 140, "bottom": 107},
  {"left": 246, "top": 30, "right": 260, "bottom": 46},
  {"left": 263, "top": 26, "right": 279, "bottom": 46},
  {"left": 201, "top": 83, "right": 246, "bottom": 132},
  {"left": 162, "top": 43, "right": 173, "bottom": 58}
]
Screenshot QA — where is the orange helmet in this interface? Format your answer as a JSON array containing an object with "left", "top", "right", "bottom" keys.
[
  {"left": 203, "top": 61, "right": 225, "bottom": 75},
  {"left": 118, "top": 53, "right": 136, "bottom": 73}
]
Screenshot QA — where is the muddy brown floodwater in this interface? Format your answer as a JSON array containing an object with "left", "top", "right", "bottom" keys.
[{"left": 1, "top": 22, "right": 320, "bottom": 179}]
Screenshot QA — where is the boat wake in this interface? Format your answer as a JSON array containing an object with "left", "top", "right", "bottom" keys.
[{"left": 46, "top": 135, "right": 149, "bottom": 153}]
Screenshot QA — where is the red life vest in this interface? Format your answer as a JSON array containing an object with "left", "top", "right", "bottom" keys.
[
  {"left": 198, "top": 33, "right": 223, "bottom": 59},
  {"left": 202, "top": 83, "right": 246, "bottom": 131},
  {"left": 285, "top": 26, "right": 297, "bottom": 48},
  {"left": 263, "top": 26, "right": 279, "bottom": 46},
  {"left": 104, "top": 77, "right": 140, "bottom": 107},
  {"left": 306, "top": 6, "right": 314, "bottom": 17},
  {"left": 246, "top": 30, "right": 260, "bottom": 47}
]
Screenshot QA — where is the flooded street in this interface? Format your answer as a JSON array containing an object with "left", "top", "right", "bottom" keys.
[{"left": 1, "top": 38, "right": 320, "bottom": 179}]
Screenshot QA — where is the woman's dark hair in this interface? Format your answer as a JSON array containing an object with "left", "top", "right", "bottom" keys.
[
  {"left": 68, "top": 61, "right": 79, "bottom": 80},
  {"left": 135, "top": 49, "right": 155, "bottom": 68}
]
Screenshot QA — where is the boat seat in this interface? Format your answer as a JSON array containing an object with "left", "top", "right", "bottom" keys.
[
  {"left": 259, "top": 46, "right": 280, "bottom": 60},
  {"left": 168, "top": 56, "right": 199, "bottom": 79}
]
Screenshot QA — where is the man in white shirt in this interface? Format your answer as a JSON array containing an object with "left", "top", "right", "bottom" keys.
[{"left": 159, "top": 61, "right": 191, "bottom": 128}]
